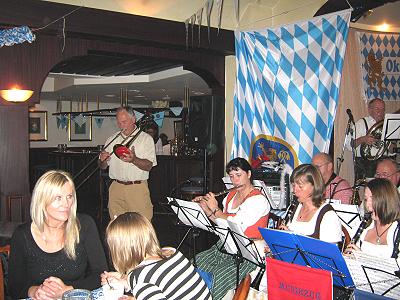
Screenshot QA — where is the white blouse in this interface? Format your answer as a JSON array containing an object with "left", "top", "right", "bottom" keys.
[
  {"left": 288, "top": 203, "right": 342, "bottom": 243},
  {"left": 359, "top": 221, "right": 399, "bottom": 258}
]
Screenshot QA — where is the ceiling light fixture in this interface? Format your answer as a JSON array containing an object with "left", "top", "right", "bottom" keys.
[
  {"left": 376, "top": 23, "right": 390, "bottom": 32},
  {"left": 0, "top": 88, "right": 34, "bottom": 102}
]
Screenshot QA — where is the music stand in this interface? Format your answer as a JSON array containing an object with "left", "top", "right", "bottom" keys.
[
  {"left": 214, "top": 218, "right": 265, "bottom": 287},
  {"left": 331, "top": 203, "right": 363, "bottom": 238},
  {"left": 345, "top": 251, "right": 400, "bottom": 298},
  {"left": 382, "top": 114, "right": 400, "bottom": 143},
  {"left": 166, "top": 197, "right": 215, "bottom": 266},
  {"left": 259, "top": 228, "right": 354, "bottom": 289}
]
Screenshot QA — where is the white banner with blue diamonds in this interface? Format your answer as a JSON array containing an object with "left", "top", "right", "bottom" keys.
[
  {"left": 358, "top": 32, "right": 400, "bottom": 101},
  {"left": 232, "top": 10, "right": 351, "bottom": 166}
]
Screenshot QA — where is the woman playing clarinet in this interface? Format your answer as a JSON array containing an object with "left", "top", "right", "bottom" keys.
[
  {"left": 345, "top": 178, "right": 400, "bottom": 258},
  {"left": 279, "top": 164, "right": 342, "bottom": 243}
]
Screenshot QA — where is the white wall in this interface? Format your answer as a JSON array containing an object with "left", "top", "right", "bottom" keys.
[{"left": 30, "top": 100, "right": 179, "bottom": 148}]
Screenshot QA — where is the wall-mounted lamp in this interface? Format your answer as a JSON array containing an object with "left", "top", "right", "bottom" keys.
[{"left": 0, "top": 88, "right": 34, "bottom": 102}]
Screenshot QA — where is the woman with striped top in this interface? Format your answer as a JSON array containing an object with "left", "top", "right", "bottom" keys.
[{"left": 102, "top": 212, "right": 212, "bottom": 300}]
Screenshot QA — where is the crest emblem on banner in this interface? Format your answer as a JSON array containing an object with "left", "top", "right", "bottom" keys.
[
  {"left": 358, "top": 32, "right": 400, "bottom": 101},
  {"left": 250, "top": 135, "right": 298, "bottom": 169}
]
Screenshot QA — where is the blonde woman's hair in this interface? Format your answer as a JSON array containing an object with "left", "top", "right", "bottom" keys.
[
  {"left": 106, "top": 212, "right": 163, "bottom": 274},
  {"left": 30, "top": 170, "right": 80, "bottom": 259}
]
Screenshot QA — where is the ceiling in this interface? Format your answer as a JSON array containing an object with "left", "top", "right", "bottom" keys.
[{"left": 40, "top": 0, "right": 400, "bottom": 106}]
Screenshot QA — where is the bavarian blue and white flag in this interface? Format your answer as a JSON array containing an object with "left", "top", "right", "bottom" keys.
[{"left": 232, "top": 10, "right": 351, "bottom": 167}]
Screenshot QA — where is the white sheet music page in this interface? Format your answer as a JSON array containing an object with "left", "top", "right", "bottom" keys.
[
  {"left": 345, "top": 251, "right": 400, "bottom": 298},
  {"left": 226, "top": 220, "right": 263, "bottom": 265},
  {"left": 166, "top": 197, "right": 213, "bottom": 232},
  {"left": 214, "top": 218, "right": 237, "bottom": 254},
  {"left": 330, "top": 203, "right": 362, "bottom": 238}
]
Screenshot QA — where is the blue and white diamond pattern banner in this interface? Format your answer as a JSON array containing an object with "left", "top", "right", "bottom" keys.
[
  {"left": 232, "top": 10, "right": 351, "bottom": 165},
  {"left": 358, "top": 32, "right": 400, "bottom": 101}
]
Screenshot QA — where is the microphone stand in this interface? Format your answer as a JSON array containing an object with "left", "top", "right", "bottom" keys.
[{"left": 336, "top": 117, "right": 354, "bottom": 176}]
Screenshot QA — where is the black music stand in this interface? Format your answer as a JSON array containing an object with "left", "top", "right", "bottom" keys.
[
  {"left": 214, "top": 219, "right": 265, "bottom": 287},
  {"left": 382, "top": 114, "right": 400, "bottom": 143},
  {"left": 346, "top": 251, "right": 400, "bottom": 298},
  {"left": 259, "top": 228, "right": 354, "bottom": 290},
  {"left": 166, "top": 197, "right": 214, "bottom": 266},
  {"left": 330, "top": 203, "right": 363, "bottom": 238}
]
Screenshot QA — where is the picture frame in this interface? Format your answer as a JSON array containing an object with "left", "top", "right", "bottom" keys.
[
  {"left": 29, "top": 111, "right": 48, "bottom": 141},
  {"left": 69, "top": 114, "right": 92, "bottom": 141}
]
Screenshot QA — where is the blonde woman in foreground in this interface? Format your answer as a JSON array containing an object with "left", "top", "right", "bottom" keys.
[
  {"left": 102, "top": 212, "right": 212, "bottom": 300},
  {"left": 8, "top": 170, "right": 108, "bottom": 300}
]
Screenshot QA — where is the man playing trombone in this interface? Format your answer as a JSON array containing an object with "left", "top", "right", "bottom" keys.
[{"left": 99, "top": 106, "right": 157, "bottom": 220}]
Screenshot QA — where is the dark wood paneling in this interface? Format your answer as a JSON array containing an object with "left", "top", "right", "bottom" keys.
[
  {"left": 0, "top": 105, "right": 30, "bottom": 221},
  {"left": 0, "top": 0, "right": 234, "bottom": 55}
]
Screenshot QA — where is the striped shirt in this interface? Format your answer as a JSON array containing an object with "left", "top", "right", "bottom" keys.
[{"left": 128, "top": 251, "right": 212, "bottom": 300}]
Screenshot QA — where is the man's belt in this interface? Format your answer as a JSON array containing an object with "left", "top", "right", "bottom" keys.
[{"left": 115, "top": 179, "right": 142, "bottom": 185}]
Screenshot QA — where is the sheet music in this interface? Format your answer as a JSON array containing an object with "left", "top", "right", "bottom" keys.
[
  {"left": 330, "top": 203, "right": 362, "bottom": 238},
  {"left": 214, "top": 218, "right": 237, "bottom": 254},
  {"left": 227, "top": 220, "right": 264, "bottom": 265},
  {"left": 381, "top": 113, "right": 400, "bottom": 141},
  {"left": 345, "top": 251, "right": 400, "bottom": 298},
  {"left": 213, "top": 218, "right": 264, "bottom": 266},
  {"left": 166, "top": 197, "right": 213, "bottom": 232}
]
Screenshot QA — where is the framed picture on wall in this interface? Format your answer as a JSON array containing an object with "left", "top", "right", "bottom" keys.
[
  {"left": 69, "top": 114, "right": 92, "bottom": 141},
  {"left": 29, "top": 111, "right": 48, "bottom": 141}
]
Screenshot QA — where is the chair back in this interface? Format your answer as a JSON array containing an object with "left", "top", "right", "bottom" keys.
[{"left": 233, "top": 273, "right": 251, "bottom": 300}]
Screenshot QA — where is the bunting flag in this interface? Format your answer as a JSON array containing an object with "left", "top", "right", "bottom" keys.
[
  {"left": 94, "top": 117, "right": 105, "bottom": 128},
  {"left": 185, "top": 18, "right": 190, "bottom": 50},
  {"left": 232, "top": 10, "right": 351, "bottom": 168},
  {"left": 0, "top": 26, "right": 35, "bottom": 47},
  {"left": 170, "top": 106, "right": 183, "bottom": 116},
  {"left": 57, "top": 114, "right": 68, "bottom": 130},
  {"left": 190, "top": 14, "right": 196, "bottom": 47},
  {"left": 134, "top": 110, "right": 144, "bottom": 122},
  {"left": 233, "top": 0, "right": 239, "bottom": 24},
  {"left": 206, "top": 0, "right": 214, "bottom": 43},
  {"left": 216, "top": 0, "right": 224, "bottom": 34},
  {"left": 196, "top": 7, "right": 203, "bottom": 47},
  {"left": 152, "top": 111, "right": 165, "bottom": 128},
  {"left": 72, "top": 114, "right": 86, "bottom": 127}
]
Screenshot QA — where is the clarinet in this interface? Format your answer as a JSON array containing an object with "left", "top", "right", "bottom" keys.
[
  {"left": 281, "top": 198, "right": 299, "bottom": 227},
  {"left": 250, "top": 267, "right": 265, "bottom": 290},
  {"left": 351, "top": 212, "right": 372, "bottom": 244}
]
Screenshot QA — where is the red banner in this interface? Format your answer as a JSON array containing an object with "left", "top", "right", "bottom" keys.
[{"left": 267, "top": 258, "right": 332, "bottom": 300}]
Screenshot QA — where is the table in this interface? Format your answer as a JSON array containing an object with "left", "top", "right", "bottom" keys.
[{"left": 25, "top": 287, "right": 104, "bottom": 299}]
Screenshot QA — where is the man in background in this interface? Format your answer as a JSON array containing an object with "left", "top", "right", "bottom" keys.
[
  {"left": 347, "top": 98, "right": 386, "bottom": 180},
  {"left": 144, "top": 121, "right": 164, "bottom": 155},
  {"left": 99, "top": 107, "right": 156, "bottom": 220},
  {"left": 375, "top": 158, "right": 400, "bottom": 188},
  {"left": 312, "top": 152, "right": 352, "bottom": 204}
]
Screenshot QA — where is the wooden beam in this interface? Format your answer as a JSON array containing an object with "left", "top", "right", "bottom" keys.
[{"left": 0, "top": 0, "right": 235, "bottom": 55}]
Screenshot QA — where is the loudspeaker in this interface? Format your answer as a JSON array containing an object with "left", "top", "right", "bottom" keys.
[{"left": 187, "top": 95, "right": 224, "bottom": 154}]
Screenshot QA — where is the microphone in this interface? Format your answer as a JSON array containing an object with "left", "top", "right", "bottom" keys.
[{"left": 346, "top": 109, "right": 355, "bottom": 124}]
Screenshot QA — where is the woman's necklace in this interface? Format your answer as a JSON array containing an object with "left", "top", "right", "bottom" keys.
[
  {"left": 298, "top": 205, "right": 317, "bottom": 220},
  {"left": 375, "top": 222, "right": 392, "bottom": 245}
]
